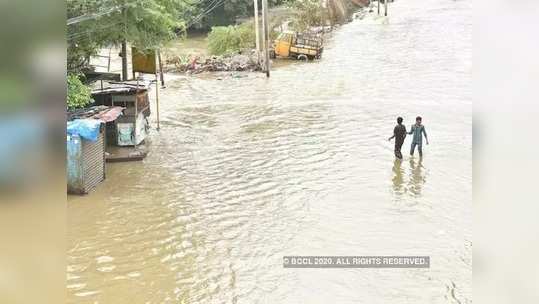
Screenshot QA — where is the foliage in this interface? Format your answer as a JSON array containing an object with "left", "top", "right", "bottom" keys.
[
  {"left": 191, "top": 0, "right": 287, "bottom": 29},
  {"left": 66, "top": 0, "right": 297, "bottom": 70},
  {"left": 67, "top": 0, "right": 346, "bottom": 71},
  {"left": 326, "top": 0, "right": 352, "bottom": 24},
  {"left": 206, "top": 11, "right": 292, "bottom": 56},
  {"left": 67, "top": 0, "right": 194, "bottom": 72},
  {"left": 269, "top": 13, "right": 290, "bottom": 40},
  {"left": 67, "top": 74, "right": 93, "bottom": 109},
  {"left": 207, "top": 23, "right": 256, "bottom": 55},
  {"left": 287, "top": 0, "right": 328, "bottom": 31}
]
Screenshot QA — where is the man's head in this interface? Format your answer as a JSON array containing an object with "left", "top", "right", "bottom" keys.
[
  {"left": 416, "top": 116, "right": 422, "bottom": 124},
  {"left": 397, "top": 117, "right": 403, "bottom": 124}
]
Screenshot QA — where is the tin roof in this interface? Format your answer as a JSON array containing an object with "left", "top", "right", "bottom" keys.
[{"left": 68, "top": 106, "right": 124, "bottom": 122}]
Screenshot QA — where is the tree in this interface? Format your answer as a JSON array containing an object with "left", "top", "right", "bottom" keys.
[
  {"left": 67, "top": 74, "right": 93, "bottom": 109},
  {"left": 190, "top": 0, "right": 287, "bottom": 29},
  {"left": 66, "top": 0, "right": 292, "bottom": 75},
  {"left": 67, "top": 0, "right": 195, "bottom": 74},
  {"left": 287, "top": 0, "right": 328, "bottom": 31}
]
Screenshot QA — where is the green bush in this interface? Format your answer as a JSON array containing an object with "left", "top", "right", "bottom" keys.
[
  {"left": 67, "top": 74, "right": 93, "bottom": 110},
  {"left": 288, "top": 0, "right": 329, "bottom": 31},
  {"left": 207, "top": 23, "right": 256, "bottom": 55}
]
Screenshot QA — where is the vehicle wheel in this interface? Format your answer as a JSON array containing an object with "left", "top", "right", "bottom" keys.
[{"left": 297, "top": 54, "right": 308, "bottom": 61}]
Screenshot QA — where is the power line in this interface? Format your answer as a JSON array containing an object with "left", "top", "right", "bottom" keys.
[
  {"left": 186, "top": 0, "right": 222, "bottom": 25},
  {"left": 185, "top": 0, "right": 227, "bottom": 28},
  {"left": 67, "top": 1, "right": 131, "bottom": 41},
  {"left": 67, "top": 0, "right": 228, "bottom": 42},
  {"left": 67, "top": 3, "right": 129, "bottom": 25},
  {"left": 68, "top": 20, "right": 124, "bottom": 41}
]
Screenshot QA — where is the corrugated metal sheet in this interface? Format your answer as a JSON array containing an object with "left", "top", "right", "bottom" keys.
[
  {"left": 82, "top": 131, "right": 105, "bottom": 192},
  {"left": 67, "top": 127, "right": 105, "bottom": 194}
]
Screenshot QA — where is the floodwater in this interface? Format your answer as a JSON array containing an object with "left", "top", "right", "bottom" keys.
[{"left": 68, "top": 0, "right": 472, "bottom": 303}]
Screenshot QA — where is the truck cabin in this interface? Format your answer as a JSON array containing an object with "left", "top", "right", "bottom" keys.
[{"left": 274, "top": 32, "right": 294, "bottom": 57}]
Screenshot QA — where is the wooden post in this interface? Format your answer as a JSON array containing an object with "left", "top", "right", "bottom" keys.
[
  {"left": 261, "top": 0, "right": 270, "bottom": 77},
  {"left": 122, "top": 3, "right": 128, "bottom": 81},
  {"left": 155, "top": 73, "right": 160, "bottom": 131},
  {"left": 384, "top": 0, "right": 388, "bottom": 16},
  {"left": 155, "top": 51, "right": 160, "bottom": 131},
  {"left": 121, "top": 40, "right": 128, "bottom": 81},
  {"left": 158, "top": 50, "right": 165, "bottom": 87},
  {"left": 261, "top": 0, "right": 267, "bottom": 74},
  {"left": 254, "top": 0, "right": 260, "bottom": 61},
  {"left": 107, "top": 47, "right": 112, "bottom": 72},
  {"left": 133, "top": 79, "right": 139, "bottom": 150}
]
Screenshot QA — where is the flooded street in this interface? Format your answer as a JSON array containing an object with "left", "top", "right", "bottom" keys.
[{"left": 68, "top": 0, "right": 471, "bottom": 303}]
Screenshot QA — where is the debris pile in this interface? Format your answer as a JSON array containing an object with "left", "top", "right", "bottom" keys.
[{"left": 165, "top": 51, "right": 262, "bottom": 74}]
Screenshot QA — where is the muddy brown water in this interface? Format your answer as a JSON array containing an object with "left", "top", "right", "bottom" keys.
[{"left": 68, "top": 0, "right": 471, "bottom": 303}]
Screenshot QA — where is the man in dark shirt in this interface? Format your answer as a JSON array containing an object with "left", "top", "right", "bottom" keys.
[{"left": 388, "top": 117, "right": 407, "bottom": 159}]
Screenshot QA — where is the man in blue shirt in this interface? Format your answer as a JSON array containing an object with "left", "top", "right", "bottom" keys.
[{"left": 408, "top": 116, "right": 429, "bottom": 157}]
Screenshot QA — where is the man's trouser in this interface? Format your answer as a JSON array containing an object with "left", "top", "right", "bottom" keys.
[
  {"left": 395, "top": 139, "right": 404, "bottom": 159},
  {"left": 410, "top": 141, "right": 423, "bottom": 156}
]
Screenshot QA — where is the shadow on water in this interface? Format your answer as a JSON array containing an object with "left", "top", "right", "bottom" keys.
[
  {"left": 391, "top": 158, "right": 405, "bottom": 195},
  {"left": 391, "top": 156, "right": 428, "bottom": 198},
  {"left": 408, "top": 157, "right": 426, "bottom": 196}
]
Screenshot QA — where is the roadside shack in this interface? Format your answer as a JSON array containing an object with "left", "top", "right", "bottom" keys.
[
  {"left": 67, "top": 46, "right": 163, "bottom": 194},
  {"left": 66, "top": 84, "right": 155, "bottom": 194},
  {"left": 67, "top": 106, "right": 123, "bottom": 194},
  {"left": 91, "top": 81, "right": 152, "bottom": 149}
]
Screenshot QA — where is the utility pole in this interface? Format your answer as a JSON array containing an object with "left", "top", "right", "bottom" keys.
[
  {"left": 384, "top": 0, "right": 388, "bottom": 16},
  {"left": 155, "top": 68, "right": 160, "bottom": 131},
  {"left": 121, "top": 4, "right": 128, "bottom": 81},
  {"left": 121, "top": 41, "right": 128, "bottom": 81},
  {"left": 377, "top": 0, "right": 380, "bottom": 15},
  {"left": 261, "top": 0, "right": 270, "bottom": 77},
  {"left": 254, "top": 0, "right": 260, "bottom": 61},
  {"left": 158, "top": 50, "right": 165, "bottom": 87}
]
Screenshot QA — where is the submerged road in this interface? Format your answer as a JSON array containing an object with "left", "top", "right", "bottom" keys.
[{"left": 68, "top": 0, "right": 471, "bottom": 303}]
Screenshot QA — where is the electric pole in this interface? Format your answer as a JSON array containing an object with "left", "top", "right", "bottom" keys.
[
  {"left": 384, "top": 0, "right": 388, "bottom": 16},
  {"left": 377, "top": 0, "right": 380, "bottom": 15},
  {"left": 121, "top": 3, "right": 128, "bottom": 81},
  {"left": 158, "top": 50, "right": 165, "bottom": 87},
  {"left": 254, "top": 0, "right": 260, "bottom": 61},
  {"left": 261, "top": 0, "right": 270, "bottom": 77},
  {"left": 121, "top": 41, "right": 128, "bottom": 81}
]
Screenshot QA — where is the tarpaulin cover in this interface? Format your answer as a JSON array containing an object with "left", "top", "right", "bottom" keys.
[{"left": 67, "top": 119, "right": 102, "bottom": 141}]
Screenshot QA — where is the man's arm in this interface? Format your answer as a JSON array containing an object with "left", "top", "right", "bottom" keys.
[
  {"left": 407, "top": 125, "right": 414, "bottom": 135},
  {"left": 388, "top": 126, "right": 397, "bottom": 141},
  {"left": 422, "top": 126, "right": 429, "bottom": 144}
]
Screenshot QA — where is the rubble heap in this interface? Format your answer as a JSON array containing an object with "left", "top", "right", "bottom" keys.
[{"left": 166, "top": 51, "right": 262, "bottom": 74}]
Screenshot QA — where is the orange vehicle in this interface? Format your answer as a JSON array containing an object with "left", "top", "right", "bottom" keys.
[{"left": 270, "top": 31, "right": 323, "bottom": 60}]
